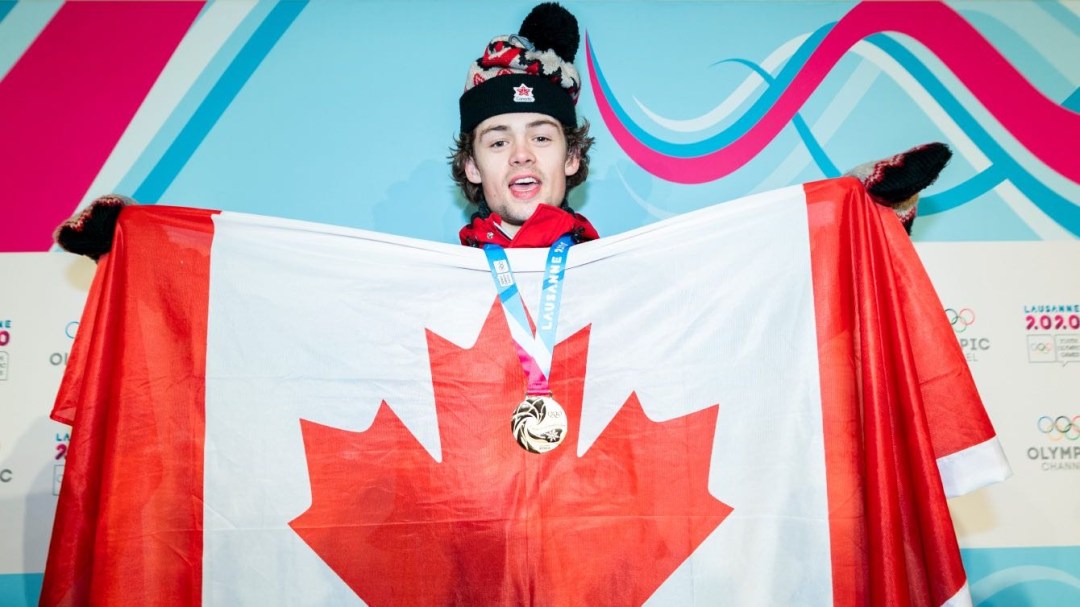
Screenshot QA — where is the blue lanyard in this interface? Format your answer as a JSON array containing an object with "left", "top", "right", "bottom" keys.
[{"left": 483, "top": 235, "right": 574, "bottom": 384}]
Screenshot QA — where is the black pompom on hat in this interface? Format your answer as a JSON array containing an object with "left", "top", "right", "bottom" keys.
[{"left": 459, "top": 3, "right": 582, "bottom": 133}]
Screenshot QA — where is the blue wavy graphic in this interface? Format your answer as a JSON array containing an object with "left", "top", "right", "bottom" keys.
[
  {"left": 598, "top": 25, "right": 1079, "bottom": 234},
  {"left": 134, "top": 1, "right": 308, "bottom": 203},
  {"left": 866, "top": 34, "right": 1078, "bottom": 234},
  {"left": 1065, "top": 87, "right": 1080, "bottom": 112},
  {"left": 716, "top": 58, "right": 840, "bottom": 178},
  {"left": 1040, "top": 1, "right": 1080, "bottom": 38},
  {"left": 970, "top": 565, "right": 1080, "bottom": 605},
  {"left": 589, "top": 23, "right": 833, "bottom": 158}
]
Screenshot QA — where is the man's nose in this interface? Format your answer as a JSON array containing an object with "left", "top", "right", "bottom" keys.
[{"left": 510, "top": 141, "right": 535, "bottom": 165}]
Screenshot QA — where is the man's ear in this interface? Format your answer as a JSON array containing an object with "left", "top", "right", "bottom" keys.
[
  {"left": 564, "top": 149, "right": 581, "bottom": 177},
  {"left": 465, "top": 157, "right": 483, "bottom": 185}
]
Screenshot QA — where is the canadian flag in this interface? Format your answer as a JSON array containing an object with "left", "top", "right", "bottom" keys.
[{"left": 44, "top": 179, "right": 1009, "bottom": 606}]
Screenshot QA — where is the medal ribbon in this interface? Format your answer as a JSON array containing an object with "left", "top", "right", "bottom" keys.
[{"left": 483, "top": 235, "right": 573, "bottom": 395}]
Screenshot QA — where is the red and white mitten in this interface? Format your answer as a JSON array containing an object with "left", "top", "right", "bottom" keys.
[
  {"left": 845, "top": 142, "right": 952, "bottom": 234},
  {"left": 54, "top": 195, "right": 132, "bottom": 262}
]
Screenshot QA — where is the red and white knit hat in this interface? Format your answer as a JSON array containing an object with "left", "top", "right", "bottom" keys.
[{"left": 459, "top": 3, "right": 581, "bottom": 133}]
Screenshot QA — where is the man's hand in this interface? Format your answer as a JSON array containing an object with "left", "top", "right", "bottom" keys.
[
  {"left": 845, "top": 142, "right": 952, "bottom": 234},
  {"left": 54, "top": 195, "right": 131, "bottom": 262}
]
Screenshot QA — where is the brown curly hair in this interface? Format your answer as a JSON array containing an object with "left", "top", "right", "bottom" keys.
[{"left": 449, "top": 120, "right": 595, "bottom": 206}]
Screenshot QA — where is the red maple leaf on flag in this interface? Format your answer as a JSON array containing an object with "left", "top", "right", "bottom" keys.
[{"left": 290, "top": 302, "right": 732, "bottom": 605}]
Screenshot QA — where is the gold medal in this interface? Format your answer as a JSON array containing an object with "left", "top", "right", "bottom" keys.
[{"left": 511, "top": 395, "right": 567, "bottom": 453}]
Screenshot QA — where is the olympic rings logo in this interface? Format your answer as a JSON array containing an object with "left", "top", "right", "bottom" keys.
[
  {"left": 945, "top": 308, "right": 975, "bottom": 333},
  {"left": 1037, "top": 415, "right": 1080, "bottom": 441},
  {"left": 1030, "top": 342, "right": 1054, "bottom": 353}
]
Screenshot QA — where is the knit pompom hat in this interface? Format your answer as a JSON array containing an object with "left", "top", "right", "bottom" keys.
[{"left": 459, "top": 3, "right": 581, "bottom": 133}]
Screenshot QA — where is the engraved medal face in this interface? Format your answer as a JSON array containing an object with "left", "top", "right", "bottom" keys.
[{"left": 511, "top": 395, "right": 567, "bottom": 453}]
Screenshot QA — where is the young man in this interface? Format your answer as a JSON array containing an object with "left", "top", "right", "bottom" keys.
[{"left": 450, "top": 3, "right": 600, "bottom": 249}]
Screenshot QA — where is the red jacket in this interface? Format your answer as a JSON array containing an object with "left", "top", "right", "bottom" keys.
[{"left": 459, "top": 203, "right": 599, "bottom": 248}]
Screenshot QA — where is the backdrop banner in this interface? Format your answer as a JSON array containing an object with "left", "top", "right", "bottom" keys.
[{"left": 2, "top": 1, "right": 1077, "bottom": 605}]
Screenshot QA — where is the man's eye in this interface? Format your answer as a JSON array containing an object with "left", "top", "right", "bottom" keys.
[{"left": 489, "top": 140, "right": 507, "bottom": 148}]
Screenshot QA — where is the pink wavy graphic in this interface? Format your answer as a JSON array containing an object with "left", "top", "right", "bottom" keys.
[
  {"left": 0, "top": 1, "right": 203, "bottom": 252},
  {"left": 589, "top": 0, "right": 1080, "bottom": 184}
]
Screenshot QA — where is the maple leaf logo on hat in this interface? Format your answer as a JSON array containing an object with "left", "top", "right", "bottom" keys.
[{"left": 513, "top": 83, "right": 535, "bottom": 102}]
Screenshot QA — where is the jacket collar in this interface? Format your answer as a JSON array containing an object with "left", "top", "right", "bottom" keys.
[{"left": 459, "top": 204, "right": 599, "bottom": 248}]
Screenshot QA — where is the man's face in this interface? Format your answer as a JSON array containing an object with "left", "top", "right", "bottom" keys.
[{"left": 465, "top": 112, "right": 580, "bottom": 235}]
